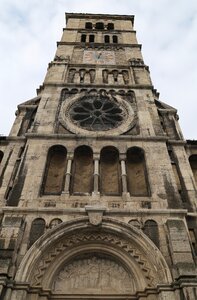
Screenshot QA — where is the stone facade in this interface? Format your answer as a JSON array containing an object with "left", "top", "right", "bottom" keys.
[{"left": 0, "top": 13, "right": 197, "bottom": 300}]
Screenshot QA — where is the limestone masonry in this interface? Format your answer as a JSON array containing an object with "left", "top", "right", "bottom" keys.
[{"left": 0, "top": 13, "right": 197, "bottom": 300}]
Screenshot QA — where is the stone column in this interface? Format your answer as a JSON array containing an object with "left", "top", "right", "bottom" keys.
[
  {"left": 62, "top": 153, "right": 73, "bottom": 194},
  {"left": 4, "top": 288, "right": 12, "bottom": 300},
  {"left": 92, "top": 154, "right": 100, "bottom": 196},
  {"left": 120, "top": 154, "right": 128, "bottom": 196}
]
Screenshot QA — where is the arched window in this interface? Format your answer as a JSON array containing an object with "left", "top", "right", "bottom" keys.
[
  {"left": 189, "top": 155, "right": 197, "bottom": 185},
  {"left": 0, "top": 151, "right": 3, "bottom": 164},
  {"left": 143, "top": 220, "right": 159, "bottom": 248},
  {"left": 89, "top": 35, "right": 95, "bottom": 43},
  {"left": 49, "top": 218, "right": 62, "bottom": 229},
  {"left": 107, "top": 23, "right": 114, "bottom": 30},
  {"left": 104, "top": 35, "right": 110, "bottom": 43},
  {"left": 100, "top": 146, "right": 121, "bottom": 195},
  {"left": 71, "top": 146, "right": 93, "bottom": 194},
  {"left": 113, "top": 35, "right": 118, "bottom": 43},
  {"left": 85, "top": 22, "right": 92, "bottom": 29},
  {"left": 96, "top": 22, "right": 104, "bottom": 30},
  {"left": 126, "top": 147, "right": 149, "bottom": 196},
  {"left": 43, "top": 145, "right": 67, "bottom": 195},
  {"left": 81, "top": 34, "right": 86, "bottom": 43},
  {"left": 28, "top": 218, "right": 45, "bottom": 248}
]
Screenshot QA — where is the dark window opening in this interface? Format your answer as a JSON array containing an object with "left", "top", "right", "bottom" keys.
[
  {"left": 104, "top": 35, "right": 110, "bottom": 43},
  {"left": 81, "top": 34, "right": 86, "bottom": 43},
  {"left": 189, "top": 229, "right": 197, "bottom": 256},
  {"left": 28, "top": 218, "right": 45, "bottom": 248},
  {"left": 85, "top": 22, "right": 92, "bottom": 29},
  {"left": 107, "top": 23, "right": 114, "bottom": 30},
  {"left": 143, "top": 220, "right": 160, "bottom": 248},
  {"left": 189, "top": 155, "right": 197, "bottom": 185},
  {"left": 0, "top": 151, "right": 3, "bottom": 164},
  {"left": 113, "top": 35, "right": 118, "bottom": 43},
  {"left": 89, "top": 35, "right": 95, "bottom": 43},
  {"left": 96, "top": 22, "right": 104, "bottom": 30}
]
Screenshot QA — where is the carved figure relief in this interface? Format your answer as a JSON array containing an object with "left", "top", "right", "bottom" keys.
[
  {"left": 54, "top": 55, "right": 70, "bottom": 62},
  {"left": 79, "top": 69, "right": 86, "bottom": 83},
  {"left": 49, "top": 218, "right": 62, "bottom": 229},
  {"left": 129, "top": 58, "right": 144, "bottom": 66},
  {"left": 89, "top": 69, "right": 96, "bottom": 83},
  {"left": 67, "top": 69, "right": 76, "bottom": 83},
  {"left": 53, "top": 255, "right": 135, "bottom": 294},
  {"left": 67, "top": 68, "right": 96, "bottom": 84},
  {"left": 112, "top": 70, "right": 119, "bottom": 82},
  {"left": 102, "top": 70, "right": 108, "bottom": 83},
  {"left": 102, "top": 69, "right": 130, "bottom": 85},
  {"left": 122, "top": 70, "right": 129, "bottom": 84}
]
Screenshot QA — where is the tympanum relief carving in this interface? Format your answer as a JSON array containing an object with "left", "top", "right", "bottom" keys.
[{"left": 53, "top": 255, "right": 135, "bottom": 294}]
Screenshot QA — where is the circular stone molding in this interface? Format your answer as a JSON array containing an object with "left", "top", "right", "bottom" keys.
[{"left": 59, "top": 93, "right": 136, "bottom": 136}]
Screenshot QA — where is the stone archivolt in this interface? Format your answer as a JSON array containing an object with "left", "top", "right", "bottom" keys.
[{"left": 15, "top": 218, "right": 172, "bottom": 297}]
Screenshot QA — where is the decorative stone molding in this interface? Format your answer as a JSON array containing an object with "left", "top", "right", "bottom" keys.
[
  {"left": 59, "top": 91, "right": 137, "bottom": 136},
  {"left": 85, "top": 205, "right": 106, "bottom": 225},
  {"left": 15, "top": 217, "right": 172, "bottom": 295}
]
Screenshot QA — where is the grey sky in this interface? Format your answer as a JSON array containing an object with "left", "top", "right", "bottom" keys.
[{"left": 0, "top": 0, "right": 196, "bottom": 138}]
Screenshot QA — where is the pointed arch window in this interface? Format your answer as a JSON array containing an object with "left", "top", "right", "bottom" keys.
[
  {"left": 71, "top": 146, "right": 93, "bottom": 195},
  {"left": 126, "top": 147, "right": 149, "bottom": 196},
  {"left": 43, "top": 145, "right": 67, "bottom": 195},
  {"left": 100, "top": 146, "right": 121, "bottom": 195}
]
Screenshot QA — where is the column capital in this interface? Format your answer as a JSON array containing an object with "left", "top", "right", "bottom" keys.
[{"left": 93, "top": 153, "right": 100, "bottom": 160}]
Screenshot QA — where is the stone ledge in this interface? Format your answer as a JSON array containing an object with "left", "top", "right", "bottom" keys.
[{"left": 0, "top": 207, "right": 188, "bottom": 216}]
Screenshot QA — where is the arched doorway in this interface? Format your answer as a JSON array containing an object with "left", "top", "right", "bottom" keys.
[{"left": 13, "top": 218, "right": 173, "bottom": 300}]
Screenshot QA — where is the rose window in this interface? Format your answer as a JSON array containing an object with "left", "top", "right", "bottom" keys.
[{"left": 69, "top": 96, "right": 125, "bottom": 131}]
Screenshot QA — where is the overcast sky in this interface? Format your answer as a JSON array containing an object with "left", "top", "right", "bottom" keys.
[{"left": 0, "top": 0, "right": 196, "bottom": 139}]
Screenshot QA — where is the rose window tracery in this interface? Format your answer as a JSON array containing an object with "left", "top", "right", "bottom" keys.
[{"left": 69, "top": 96, "right": 125, "bottom": 131}]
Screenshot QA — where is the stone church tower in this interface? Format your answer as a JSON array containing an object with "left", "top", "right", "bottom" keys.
[{"left": 0, "top": 13, "right": 197, "bottom": 300}]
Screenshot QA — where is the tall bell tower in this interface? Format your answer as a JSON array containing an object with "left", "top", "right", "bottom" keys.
[{"left": 0, "top": 13, "right": 197, "bottom": 300}]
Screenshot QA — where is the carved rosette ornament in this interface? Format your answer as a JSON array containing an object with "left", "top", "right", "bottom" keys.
[{"left": 59, "top": 92, "right": 136, "bottom": 136}]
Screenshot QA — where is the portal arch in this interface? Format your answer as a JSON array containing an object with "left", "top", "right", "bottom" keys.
[{"left": 15, "top": 217, "right": 172, "bottom": 299}]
